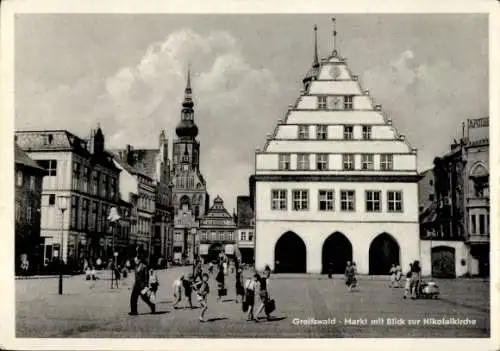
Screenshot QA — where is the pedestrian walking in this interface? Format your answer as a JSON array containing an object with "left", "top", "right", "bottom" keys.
[
  {"left": 254, "top": 274, "right": 273, "bottom": 321},
  {"left": 194, "top": 273, "right": 210, "bottom": 322},
  {"left": 395, "top": 264, "right": 403, "bottom": 287},
  {"left": 149, "top": 268, "right": 159, "bottom": 303},
  {"left": 351, "top": 262, "right": 358, "bottom": 290},
  {"left": 172, "top": 275, "right": 184, "bottom": 309},
  {"left": 410, "top": 260, "right": 422, "bottom": 299},
  {"left": 243, "top": 274, "right": 258, "bottom": 321},
  {"left": 208, "top": 261, "right": 214, "bottom": 275},
  {"left": 235, "top": 267, "right": 245, "bottom": 303},
  {"left": 403, "top": 263, "right": 412, "bottom": 299},
  {"left": 389, "top": 264, "right": 397, "bottom": 287},
  {"left": 215, "top": 264, "right": 226, "bottom": 302},
  {"left": 223, "top": 260, "right": 228, "bottom": 276},
  {"left": 345, "top": 261, "right": 355, "bottom": 292},
  {"left": 129, "top": 256, "right": 156, "bottom": 315},
  {"left": 263, "top": 265, "right": 271, "bottom": 296},
  {"left": 182, "top": 274, "right": 194, "bottom": 309},
  {"left": 327, "top": 261, "right": 333, "bottom": 279}
]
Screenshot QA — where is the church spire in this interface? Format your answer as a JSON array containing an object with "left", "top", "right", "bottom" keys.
[
  {"left": 313, "top": 25, "right": 319, "bottom": 67},
  {"left": 331, "top": 17, "right": 338, "bottom": 57},
  {"left": 186, "top": 63, "right": 192, "bottom": 94}
]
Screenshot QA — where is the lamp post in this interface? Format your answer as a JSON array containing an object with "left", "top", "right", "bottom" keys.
[
  {"left": 107, "top": 207, "right": 121, "bottom": 289},
  {"left": 57, "top": 194, "right": 70, "bottom": 295}
]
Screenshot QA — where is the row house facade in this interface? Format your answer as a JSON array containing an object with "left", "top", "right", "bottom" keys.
[
  {"left": 199, "top": 196, "right": 237, "bottom": 263},
  {"left": 419, "top": 118, "right": 489, "bottom": 277},
  {"left": 111, "top": 131, "right": 173, "bottom": 264},
  {"left": 254, "top": 25, "right": 421, "bottom": 275},
  {"left": 236, "top": 195, "right": 255, "bottom": 264},
  {"left": 14, "top": 143, "right": 47, "bottom": 273},
  {"left": 15, "top": 126, "right": 121, "bottom": 265}
]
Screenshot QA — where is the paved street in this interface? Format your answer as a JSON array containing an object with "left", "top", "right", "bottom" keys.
[{"left": 16, "top": 267, "right": 490, "bottom": 338}]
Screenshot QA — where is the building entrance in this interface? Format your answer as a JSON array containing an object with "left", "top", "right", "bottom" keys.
[
  {"left": 274, "top": 231, "right": 306, "bottom": 273},
  {"left": 369, "top": 233, "right": 400, "bottom": 275},
  {"left": 322, "top": 232, "right": 352, "bottom": 274}
]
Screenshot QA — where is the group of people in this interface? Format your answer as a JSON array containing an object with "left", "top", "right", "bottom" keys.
[
  {"left": 388, "top": 260, "right": 424, "bottom": 299},
  {"left": 127, "top": 254, "right": 275, "bottom": 323}
]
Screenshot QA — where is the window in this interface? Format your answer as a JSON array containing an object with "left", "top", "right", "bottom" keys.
[
  {"left": 240, "top": 232, "right": 247, "bottom": 241},
  {"left": 71, "top": 196, "right": 78, "bottom": 229},
  {"left": 429, "top": 179, "right": 434, "bottom": 186},
  {"left": 292, "top": 189, "right": 309, "bottom": 211},
  {"left": 319, "top": 190, "right": 335, "bottom": 211},
  {"left": 38, "top": 160, "right": 57, "bottom": 176},
  {"left": 91, "top": 170, "right": 99, "bottom": 195},
  {"left": 27, "top": 206, "right": 32, "bottom": 223},
  {"left": 316, "top": 154, "right": 328, "bottom": 170},
  {"left": 271, "top": 189, "right": 287, "bottom": 210},
  {"left": 387, "top": 191, "right": 403, "bottom": 212},
  {"left": 15, "top": 202, "right": 21, "bottom": 221},
  {"left": 228, "top": 232, "right": 234, "bottom": 241},
  {"left": 318, "top": 96, "right": 327, "bottom": 109},
  {"left": 340, "top": 190, "right": 355, "bottom": 212},
  {"left": 201, "top": 232, "right": 207, "bottom": 241},
  {"left": 298, "top": 125, "right": 309, "bottom": 140},
  {"left": 101, "top": 174, "right": 109, "bottom": 198},
  {"left": 278, "top": 154, "right": 291, "bottom": 170},
  {"left": 380, "top": 154, "right": 393, "bottom": 171},
  {"left": 361, "top": 154, "right": 374, "bottom": 170},
  {"left": 220, "top": 232, "right": 226, "bottom": 241},
  {"left": 16, "top": 171, "right": 23, "bottom": 187},
  {"left": 479, "top": 214, "right": 486, "bottom": 235},
  {"left": 342, "top": 154, "right": 354, "bottom": 170},
  {"left": 297, "top": 154, "right": 310, "bottom": 170},
  {"left": 210, "top": 232, "right": 217, "bottom": 241},
  {"left": 248, "top": 232, "right": 254, "bottom": 241},
  {"left": 365, "top": 191, "right": 381, "bottom": 212},
  {"left": 429, "top": 194, "right": 435, "bottom": 201},
  {"left": 362, "top": 126, "right": 372, "bottom": 140},
  {"left": 90, "top": 201, "right": 98, "bottom": 231},
  {"left": 110, "top": 177, "right": 116, "bottom": 200},
  {"left": 72, "top": 162, "right": 80, "bottom": 190},
  {"left": 175, "top": 233, "right": 182, "bottom": 241},
  {"left": 82, "top": 199, "right": 89, "bottom": 230},
  {"left": 343, "top": 126, "right": 354, "bottom": 140},
  {"left": 30, "top": 176, "right": 36, "bottom": 190},
  {"left": 316, "top": 125, "right": 328, "bottom": 140},
  {"left": 48, "top": 194, "right": 56, "bottom": 206},
  {"left": 344, "top": 95, "right": 354, "bottom": 110},
  {"left": 83, "top": 166, "right": 90, "bottom": 192}
]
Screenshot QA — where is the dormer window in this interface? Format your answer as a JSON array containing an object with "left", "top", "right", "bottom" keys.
[
  {"left": 298, "top": 125, "right": 309, "bottom": 140},
  {"left": 343, "top": 96, "right": 353, "bottom": 110},
  {"left": 317, "top": 96, "right": 327, "bottom": 110}
]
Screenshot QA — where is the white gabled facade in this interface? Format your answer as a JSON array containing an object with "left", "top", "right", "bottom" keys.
[{"left": 254, "top": 25, "right": 421, "bottom": 275}]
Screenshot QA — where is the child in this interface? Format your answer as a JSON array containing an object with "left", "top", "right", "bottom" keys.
[
  {"left": 149, "top": 269, "right": 159, "bottom": 303},
  {"left": 182, "top": 274, "right": 194, "bottom": 309},
  {"left": 195, "top": 273, "right": 210, "bottom": 322},
  {"left": 172, "top": 275, "right": 184, "bottom": 309},
  {"left": 403, "top": 264, "right": 412, "bottom": 299}
]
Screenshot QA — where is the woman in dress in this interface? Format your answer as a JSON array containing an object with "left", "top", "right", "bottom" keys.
[
  {"left": 410, "top": 260, "right": 422, "bottom": 299},
  {"left": 345, "top": 261, "right": 355, "bottom": 292},
  {"left": 235, "top": 262, "right": 245, "bottom": 303},
  {"left": 215, "top": 263, "right": 225, "bottom": 302},
  {"left": 254, "top": 274, "right": 272, "bottom": 321},
  {"left": 389, "top": 264, "right": 397, "bottom": 288}
]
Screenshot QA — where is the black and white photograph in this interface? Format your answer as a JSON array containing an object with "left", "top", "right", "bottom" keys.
[{"left": 1, "top": 1, "right": 498, "bottom": 350}]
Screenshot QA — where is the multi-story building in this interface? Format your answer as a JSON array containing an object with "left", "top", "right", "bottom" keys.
[
  {"left": 171, "top": 69, "right": 209, "bottom": 264},
  {"left": 16, "top": 127, "right": 121, "bottom": 265},
  {"left": 199, "top": 196, "right": 237, "bottom": 263},
  {"left": 14, "top": 143, "right": 47, "bottom": 273},
  {"left": 111, "top": 147, "right": 156, "bottom": 260},
  {"left": 420, "top": 118, "right": 489, "bottom": 277},
  {"left": 111, "top": 130, "right": 173, "bottom": 265},
  {"left": 253, "top": 26, "right": 421, "bottom": 275},
  {"left": 236, "top": 195, "right": 255, "bottom": 264}
]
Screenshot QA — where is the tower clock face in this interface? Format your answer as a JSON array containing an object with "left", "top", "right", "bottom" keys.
[{"left": 329, "top": 65, "right": 341, "bottom": 79}]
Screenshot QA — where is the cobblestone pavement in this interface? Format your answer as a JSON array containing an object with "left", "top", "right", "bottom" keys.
[{"left": 16, "top": 267, "right": 490, "bottom": 338}]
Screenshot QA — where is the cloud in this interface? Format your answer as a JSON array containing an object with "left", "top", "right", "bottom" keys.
[
  {"left": 361, "top": 49, "right": 488, "bottom": 170},
  {"left": 16, "top": 29, "right": 281, "bottom": 211}
]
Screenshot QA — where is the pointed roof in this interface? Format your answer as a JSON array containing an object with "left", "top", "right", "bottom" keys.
[
  {"left": 15, "top": 144, "right": 48, "bottom": 173},
  {"left": 303, "top": 25, "right": 321, "bottom": 84}
]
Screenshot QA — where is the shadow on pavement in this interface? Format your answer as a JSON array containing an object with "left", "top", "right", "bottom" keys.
[{"left": 207, "top": 317, "right": 228, "bottom": 322}]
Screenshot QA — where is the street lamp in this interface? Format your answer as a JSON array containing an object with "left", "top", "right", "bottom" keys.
[
  {"left": 108, "top": 207, "right": 121, "bottom": 289},
  {"left": 57, "top": 194, "right": 70, "bottom": 295}
]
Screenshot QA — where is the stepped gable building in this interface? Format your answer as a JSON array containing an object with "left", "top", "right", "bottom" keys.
[
  {"left": 199, "top": 195, "right": 237, "bottom": 262},
  {"left": 171, "top": 68, "right": 209, "bottom": 263},
  {"left": 16, "top": 126, "right": 121, "bottom": 265},
  {"left": 111, "top": 130, "right": 173, "bottom": 264},
  {"left": 253, "top": 23, "right": 421, "bottom": 275},
  {"left": 15, "top": 143, "right": 48, "bottom": 273}
]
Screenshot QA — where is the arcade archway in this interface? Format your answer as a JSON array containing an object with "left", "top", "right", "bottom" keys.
[
  {"left": 207, "top": 243, "right": 223, "bottom": 263},
  {"left": 431, "top": 246, "right": 456, "bottom": 278},
  {"left": 274, "top": 231, "right": 306, "bottom": 273},
  {"left": 369, "top": 233, "right": 400, "bottom": 275},
  {"left": 322, "top": 232, "right": 353, "bottom": 274}
]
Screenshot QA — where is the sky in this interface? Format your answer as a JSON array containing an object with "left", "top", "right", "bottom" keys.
[{"left": 15, "top": 14, "right": 489, "bottom": 212}]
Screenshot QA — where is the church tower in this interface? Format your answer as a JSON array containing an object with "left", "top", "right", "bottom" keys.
[{"left": 171, "top": 68, "right": 208, "bottom": 263}]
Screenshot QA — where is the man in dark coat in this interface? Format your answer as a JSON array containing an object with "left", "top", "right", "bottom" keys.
[{"left": 129, "top": 255, "right": 156, "bottom": 315}]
